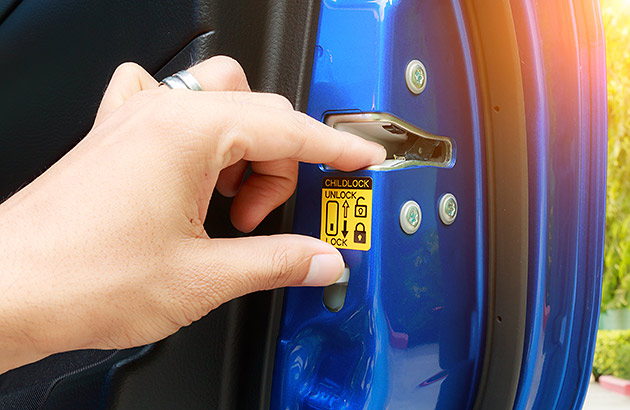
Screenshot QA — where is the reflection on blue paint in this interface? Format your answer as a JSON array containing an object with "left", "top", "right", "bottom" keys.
[{"left": 509, "top": 1, "right": 607, "bottom": 409}]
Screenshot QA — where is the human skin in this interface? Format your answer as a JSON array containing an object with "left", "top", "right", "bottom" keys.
[{"left": 0, "top": 56, "right": 386, "bottom": 373}]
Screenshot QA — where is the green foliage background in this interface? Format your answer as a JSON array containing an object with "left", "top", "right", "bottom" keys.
[
  {"left": 592, "top": 330, "right": 630, "bottom": 379},
  {"left": 601, "top": 0, "right": 630, "bottom": 312}
]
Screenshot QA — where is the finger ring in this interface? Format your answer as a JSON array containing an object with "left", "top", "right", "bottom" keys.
[{"left": 160, "top": 70, "right": 203, "bottom": 91}]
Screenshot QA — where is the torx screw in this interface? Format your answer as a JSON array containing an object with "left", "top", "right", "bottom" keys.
[
  {"left": 400, "top": 200, "right": 422, "bottom": 235},
  {"left": 439, "top": 193, "right": 458, "bottom": 225},
  {"left": 405, "top": 60, "right": 427, "bottom": 95}
]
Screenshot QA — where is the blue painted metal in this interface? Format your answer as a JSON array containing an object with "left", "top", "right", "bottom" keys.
[
  {"left": 270, "top": 1, "right": 606, "bottom": 409},
  {"left": 271, "top": 1, "right": 487, "bottom": 409},
  {"left": 510, "top": 1, "right": 607, "bottom": 409}
]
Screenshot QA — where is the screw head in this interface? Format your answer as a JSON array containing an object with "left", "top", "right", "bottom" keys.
[
  {"left": 405, "top": 60, "right": 427, "bottom": 95},
  {"left": 439, "top": 193, "right": 458, "bottom": 225},
  {"left": 407, "top": 207, "right": 419, "bottom": 226},
  {"left": 400, "top": 200, "right": 422, "bottom": 235}
]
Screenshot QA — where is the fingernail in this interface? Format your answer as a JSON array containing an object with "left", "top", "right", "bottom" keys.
[
  {"left": 368, "top": 143, "right": 387, "bottom": 163},
  {"left": 303, "top": 254, "right": 344, "bottom": 286},
  {"left": 377, "top": 145, "right": 387, "bottom": 161}
]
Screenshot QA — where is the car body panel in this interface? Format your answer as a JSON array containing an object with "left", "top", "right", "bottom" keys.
[{"left": 272, "top": 1, "right": 487, "bottom": 408}]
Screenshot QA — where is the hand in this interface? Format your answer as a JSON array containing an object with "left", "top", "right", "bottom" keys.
[{"left": 0, "top": 56, "right": 385, "bottom": 373}]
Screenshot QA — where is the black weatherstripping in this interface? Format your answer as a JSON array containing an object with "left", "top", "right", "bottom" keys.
[
  {"left": 463, "top": 2, "right": 529, "bottom": 409},
  {"left": 0, "top": 0, "right": 321, "bottom": 409}
]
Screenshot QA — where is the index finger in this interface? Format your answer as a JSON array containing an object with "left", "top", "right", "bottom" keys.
[{"left": 169, "top": 92, "right": 387, "bottom": 171}]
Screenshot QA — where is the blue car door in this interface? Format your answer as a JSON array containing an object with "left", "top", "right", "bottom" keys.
[
  {"left": 0, "top": 1, "right": 606, "bottom": 409},
  {"left": 271, "top": 1, "right": 607, "bottom": 409}
]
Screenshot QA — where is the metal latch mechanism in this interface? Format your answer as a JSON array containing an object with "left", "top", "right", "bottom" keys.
[{"left": 325, "top": 112, "right": 455, "bottom": 170}]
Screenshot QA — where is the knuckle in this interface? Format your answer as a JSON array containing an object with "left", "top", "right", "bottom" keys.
[
  {"left": 210, "top": 55, "right": 241, "bottom": 70},
  {"left": 269, "top": 93, "right": 294, "bottom": 110},
  {"left": 292, "top": 110, "right": 312, "bottom": 128},
  {"left": 267, "top": 246, "right": 293, "bottom": 288},
  {"left": 113, "top": 61, "right": 145, "bottom": 79},
  {"left": 287, "top": 113, "right": 310, "bottom": 156},
  {"left": 210, "top": 55, "right": 248, "bottom": 89},
  {"left": 215, "top": 106, "right": 248, "bottom": 160},
  {"left": 255, "top": 175, "right": 295, "bottom": 204}
]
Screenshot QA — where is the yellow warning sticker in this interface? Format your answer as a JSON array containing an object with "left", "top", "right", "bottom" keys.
[{"left": 320, "top": 176, "right": 372, "bottom": 251}]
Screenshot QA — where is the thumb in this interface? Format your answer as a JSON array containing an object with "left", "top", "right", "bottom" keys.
[
  {"left": 178, "top": 234, "right": 345, "bottom": 307},
  {"left": 94, "top": 62, "right": 159, "bottom": 126}
]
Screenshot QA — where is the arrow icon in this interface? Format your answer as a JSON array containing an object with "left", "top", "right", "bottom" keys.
[
  {"left": 341, "top": 220, "right": 348, "bottom": 238},
  {"left": 342, "top": 200, "right": 349, "bottom": 218}
]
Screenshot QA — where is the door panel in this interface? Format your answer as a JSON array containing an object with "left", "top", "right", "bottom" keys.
[
  {"left": 272, "top": 1, "right": 487, "bottom": 408},
  {"left": 270, "top": 1, "right": 606, "bottom": 409},
  {"left": 0, "top": 0, "right": 320, "bottom": 409}
]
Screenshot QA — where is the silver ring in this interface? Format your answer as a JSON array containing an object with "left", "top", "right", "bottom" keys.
[{"left": 160, "top": 70, "right": 203, "bottom": 91}]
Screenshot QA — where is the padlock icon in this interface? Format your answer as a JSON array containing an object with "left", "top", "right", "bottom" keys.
[
  {"left": 355, "top": 197, "right": 368, "bottom": 218},
  {"left": 354, "top": 223, "right": 367, "bottom": 244}
]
